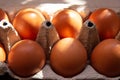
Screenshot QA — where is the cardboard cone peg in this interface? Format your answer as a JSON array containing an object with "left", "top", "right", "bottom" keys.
[
  {"left": 36, "top": 23, "right": 48, "bottom": 56},
  {"left": 0, "top": 62, "right": 7, "bottom": 75},
  {"left": 0, "top": 19, "right": 21, "bottom": 54},
  {"left": 78, "top": 20, "right": 100, "bottom": 59},
  {"left": 36, "top": 20, "right": 60, "bottom": 59}
]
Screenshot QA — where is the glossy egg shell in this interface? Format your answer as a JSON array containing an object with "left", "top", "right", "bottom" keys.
[
  {"left": 0, "top": 43, "right": 6, "bottom": 62},
  {"left": 0, "top": 8, "right": 9, "bottom": 21},
  {"left": 89, "top": 8, "right": 120, "bottom": 40},
  {"left": 52, "top": 9, "right": 83, "bottom": 39},
  {"left": 12, "top": 8, "right": 45, "bottom": 40},
  {"left": 50, "top": 38, "right": 87, "bottom": 77},
  {"left": 8, "top": 40, "right": 46, "bottom": 77},
  {"left": 91, "top": 39, "right": 120, "bottom": 77}
]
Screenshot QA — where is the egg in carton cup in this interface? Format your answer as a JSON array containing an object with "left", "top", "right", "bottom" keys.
[
  {"left": 0, "top": 7, "right": 60, "bottom": 79},
  {"left": 0, "top": 4, "right": 120, "bottom": 79}
]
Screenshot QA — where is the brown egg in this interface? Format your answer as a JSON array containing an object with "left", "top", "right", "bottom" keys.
[
  {"left": 68, "top": 5, "right": 91, "bottom": 21},
  {"left": 8, "top": 40, "right": 46, "bottom": 77},
  {"left": 40, "top": 10, "right": 50, "bottom": 20},
  {"left": 0, "top": 8, "right": 9, "bottom": 21},
  {"left": 91, "top": 39, "right": 120, "bottom": 77},
  {"left": 89, "top": 8, "right": 120, "bottom": 40},
  {"left": 52, "top": 9, "right": 83, "bottom": 39},
  {"left": 12, "top": 8, "right": 45, "bottom": 40},
  {"left": 50, "top": 38, "right": 87, "bottom": 77},
  {"left": 0, "top": 43, "right": 6, "bottom": 62}
]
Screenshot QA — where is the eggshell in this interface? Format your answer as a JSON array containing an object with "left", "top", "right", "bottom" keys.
[
  {"left": 8, "top": 40, "right": 46, "bottom": 77},
  {"left": 89, "top": 8, "right": 120, "bottom": 40},
  {"left": 12, "top": 8, "right": 45, "bottom": 40},
  {"left": 52, "top": 9, "right": 83, "bottom": 39},
  {"left": 50, "top": 38, "right": 87, "bottom": 77},
  {"left": 91, "top": 39, "right": 120, "bottom": 77}
]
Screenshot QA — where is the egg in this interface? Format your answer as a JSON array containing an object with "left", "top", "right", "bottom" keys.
[
  {"left": 12, "top": 8, "right": 45, "bottom": 40},
  {"left": 8, "top": 40, "right": 46, "bottom": 77},
  {"left": 89, "top": 8, "right": 120, "bottom": 40},
  {"left": 52, "top": 9, "right": 83, "bottom": 39},
  {"left": 50, "top": 38, "right": 87, "bottom": 77},
  {"left": 0, "top": 8, "right": 9, "bottom": 21},
  {"left": 68, "top": 5, "right": 91, "bottom": 21},
  {"left": 91, "top": 39, "right": 120, "bottom": 77},
  {"left": 40, "top": 10, "right": 50, "bottom": 20},
  {"left": 0, "top": 43, "right": 6, "bottom": 62}
]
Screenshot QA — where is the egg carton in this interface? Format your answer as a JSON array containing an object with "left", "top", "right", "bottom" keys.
[
  {"left": 0, "top": 20, "right": 119, "bottom": 80},
  {"left": 0, "top": 2, "right": 120, "bottom": 80}
]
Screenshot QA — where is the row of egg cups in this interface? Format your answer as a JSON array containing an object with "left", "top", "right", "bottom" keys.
[{"left": 0, "top": 7, "right": 120, "bottom": 79}]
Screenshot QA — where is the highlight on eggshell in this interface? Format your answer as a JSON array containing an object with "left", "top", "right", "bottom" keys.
[
  {"left": 40, "top": 10, "right": 50, "bottom": 20},
  {"left": 91, "top": 39, "right": 120, "bottom": 77},
  {"left": 89, "top": 8, "right": 120, "bottom": 41},
  {"left": 12, "top": 8, "right": 45, "bottom": 40},
  {"left": 0, "top": 43, "right": 6, "bottom": 62},
  {"left": 8, "top": 40, "right": 46, "bottom": 77},
  {"left": 50, "top": 38, "right": 87, "bottom": 77},
  {"left": 52, "top": 9, "right": 83, "bottom": 39},
  {"left": 68, "top": 5, "right": 91, "bottom": 21},
  {"left": 0, "top": 8, "right": 9, "bottom": 21}
]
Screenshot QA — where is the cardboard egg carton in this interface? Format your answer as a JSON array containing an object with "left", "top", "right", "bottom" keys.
[{"left": 0, "top": 1, "right": 120, "bottom": 80}]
